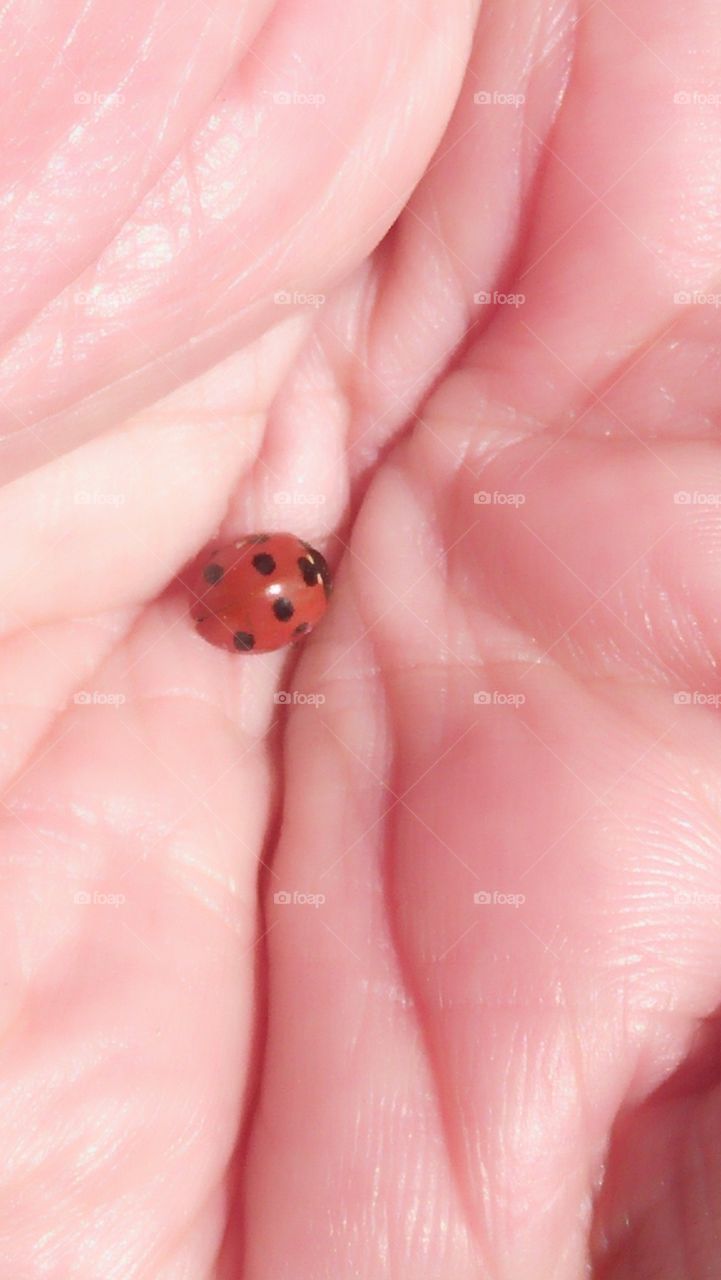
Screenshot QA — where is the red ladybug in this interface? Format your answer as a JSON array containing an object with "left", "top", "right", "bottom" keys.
[{"left": 190, "top": 533, "right": 331, "bottom": 654}]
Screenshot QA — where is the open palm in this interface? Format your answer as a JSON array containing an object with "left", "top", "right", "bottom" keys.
[{"left": 2, "top": 1, "right": 721, "bottom": 1276}]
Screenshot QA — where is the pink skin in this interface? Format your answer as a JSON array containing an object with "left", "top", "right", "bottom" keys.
[{"left": 1, "top": 0, "right": 721, "bottom": 1276}]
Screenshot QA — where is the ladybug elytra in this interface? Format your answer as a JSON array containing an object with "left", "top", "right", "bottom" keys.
[{"left": 190, "top": 532, "right": 331, "bottom": 654}]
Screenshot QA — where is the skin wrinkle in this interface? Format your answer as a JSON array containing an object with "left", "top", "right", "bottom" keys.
[
  {"left": 381, "top": 731, "right": 489, "bottom": 1271},
  {"left": 0, "top": 0, "right": 276, "bottom": 374}
]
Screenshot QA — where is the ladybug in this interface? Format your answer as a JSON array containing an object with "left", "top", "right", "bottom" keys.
[{"left": 190, "top": 533, "right": 331, "bottom": 654}]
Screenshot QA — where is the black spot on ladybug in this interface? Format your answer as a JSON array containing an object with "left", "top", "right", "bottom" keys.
[
  {"left": 294, "top": 621, "right": 310, "bottom": 635},
  {"left": 252, "top": 552, "right": 276, "bottom": 576},
  {"left": 298, "top": 556, "right": 318, "bottom": 587},
  {"left": 273, "top": 597, "right": 294, "bottom": 622},
  {"left": 312, "top": 549, "right": 332, "bottom": 598},
  {"left": 233, "top": 630, "right": 255, "bottom": 651},
  {"left": 203, "top": 563, "right": 224, "bottom": 584}
]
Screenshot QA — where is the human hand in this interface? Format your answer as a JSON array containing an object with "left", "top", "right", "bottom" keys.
[{"left": 2, "top": 3, "right": 720, "bottom": 1277}]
